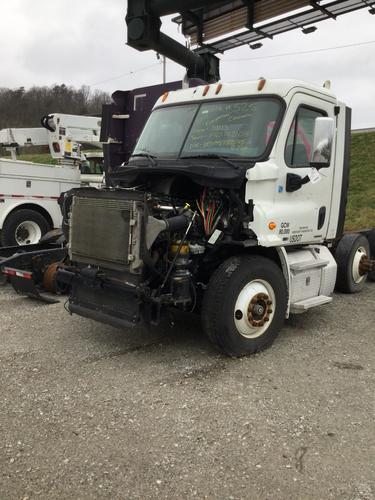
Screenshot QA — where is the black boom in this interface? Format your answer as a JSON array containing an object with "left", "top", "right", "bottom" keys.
[{"left": 126, "top": 0, "right": 221, "bottom": 82}]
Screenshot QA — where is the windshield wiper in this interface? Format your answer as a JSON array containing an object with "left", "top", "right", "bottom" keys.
[
  {"left": 180, "top": 154, "right": 240, "bottom": 170},
  {"left": 131, "top": 152, "right": 158, "bottom": 167}
]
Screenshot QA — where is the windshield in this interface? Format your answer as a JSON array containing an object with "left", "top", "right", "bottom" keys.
[{"left": 132, "top": 97, "right": 283, "bottom": 160}]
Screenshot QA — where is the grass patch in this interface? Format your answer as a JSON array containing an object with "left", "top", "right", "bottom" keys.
[
  {"left": 18, "top": 153, "right": 58, "bottom": 165},
  {"left": 346, "top": 132, "right": 375, "bottom": 230},
  {"left": 1, "top": 151, "right": 57, "bottom": 165}
]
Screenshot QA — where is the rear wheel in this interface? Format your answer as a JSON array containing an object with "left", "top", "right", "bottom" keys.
[
  {"left": 335, "top": 233, "right": 370, "bottom": 293},
  {"left": 1, "top": 209, "right": 50, "bottom": 247},
  {"left": 202, "top": 255, "right": 288, "bottom": 357}
]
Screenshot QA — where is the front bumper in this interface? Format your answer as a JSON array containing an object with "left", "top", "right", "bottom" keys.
[{"left": 58, "top": 268, "right": 141, "bottom": 329}]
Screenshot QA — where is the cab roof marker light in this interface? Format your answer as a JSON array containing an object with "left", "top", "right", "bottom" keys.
[
  {"left": 203, "top": 85, "right": 210, "bottom": 96},
  {"left": 215, "top": 83, "right": 223, "bottom": 95},
  {"left": 162, "top": 91, "right": 169, "bottom": 103},
  {"left": 258, "top": 78, "right": 266, "bottom": 91}
]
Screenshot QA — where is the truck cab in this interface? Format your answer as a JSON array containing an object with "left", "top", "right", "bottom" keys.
[{"left": 128, "top": 79, "right": 350, "bottom": 248}]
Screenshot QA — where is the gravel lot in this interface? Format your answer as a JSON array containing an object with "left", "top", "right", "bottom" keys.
[{"left": 0, "top": 283, "right": 374, "bottom": 500}]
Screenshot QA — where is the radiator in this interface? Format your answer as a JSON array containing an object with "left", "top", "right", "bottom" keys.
[{"left": 69, "top": 194, "right": 143, "bottom": 272}]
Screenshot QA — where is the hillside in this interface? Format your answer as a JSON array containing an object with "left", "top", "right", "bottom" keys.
[{"left": 346, "top": 132, "right": 375, "bottom": 230}]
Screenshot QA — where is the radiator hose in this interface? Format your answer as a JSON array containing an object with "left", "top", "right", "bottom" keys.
[{"left": 165, "top": 213, "right": 192, "bottom": 233}]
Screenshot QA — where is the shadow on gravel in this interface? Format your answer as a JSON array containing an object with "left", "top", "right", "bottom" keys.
[{"left": 78, "top": 310, "right": 218, "bottom": 362}]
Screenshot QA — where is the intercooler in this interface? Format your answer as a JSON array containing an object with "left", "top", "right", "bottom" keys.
[{"left": 69, "top": 192, "right": 144, "bottom": 272}]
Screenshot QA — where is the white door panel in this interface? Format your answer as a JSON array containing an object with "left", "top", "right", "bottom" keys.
[{"left": 246, "top": 92, "right": 337, "bottom": 247}]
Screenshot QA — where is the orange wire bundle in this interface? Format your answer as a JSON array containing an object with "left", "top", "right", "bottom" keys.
[{"left": 196, "top": 188, "right": 223, "bottom": 236}]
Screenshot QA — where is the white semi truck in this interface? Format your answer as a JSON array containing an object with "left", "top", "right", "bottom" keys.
[{"left": 2, "top": 78, "right": 374, "bottom": 355}]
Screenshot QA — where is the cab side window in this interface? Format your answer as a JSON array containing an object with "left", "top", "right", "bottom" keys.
[{"left": 285, "top": 106, "right": 326, "bottom": 167}]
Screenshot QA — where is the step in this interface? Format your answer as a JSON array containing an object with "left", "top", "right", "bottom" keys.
[
  {"left": 290, "top": 295, "right": 333, "bottom": 313},
  {"left": 289, "top": 259, "right": 330, "bottom": 272}
]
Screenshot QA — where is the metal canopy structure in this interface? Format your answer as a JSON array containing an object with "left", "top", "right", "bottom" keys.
[
  {"left": 126, "top": 0, "right": 375, "bottom": 82},
  {"left": 174, "top": 0, "right": 375, "bottom": 53}
]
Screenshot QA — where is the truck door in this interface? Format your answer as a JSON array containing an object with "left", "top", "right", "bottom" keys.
[{"left": 273, "top": 92, "right": 337, "bottom": 245}]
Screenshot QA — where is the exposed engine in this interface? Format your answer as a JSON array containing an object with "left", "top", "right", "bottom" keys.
[{"left": 60, "top": 175, "right": 249, "bottom": 325}]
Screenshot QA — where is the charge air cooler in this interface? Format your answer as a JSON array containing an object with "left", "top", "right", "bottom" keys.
[{"left": 69, "top": 191, "right": 144, "bottom": 273}]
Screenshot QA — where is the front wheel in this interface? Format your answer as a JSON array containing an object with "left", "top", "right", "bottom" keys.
[{"left": 202, "top": 255, "right": 288, "bottom": 357}]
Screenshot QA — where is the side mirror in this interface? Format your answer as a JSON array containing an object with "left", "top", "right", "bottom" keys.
[{"left": 310, "top": 117, "right": 334, "bottom": 168}]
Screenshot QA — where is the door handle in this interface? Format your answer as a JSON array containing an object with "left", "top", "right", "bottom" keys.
[{"left": 286, "top": 173, "right": 310, "bottom": 192}]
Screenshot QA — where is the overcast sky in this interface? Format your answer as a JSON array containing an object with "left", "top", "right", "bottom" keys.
[{"left": 0, "top": 0, "right": 374, "bottom": 128}]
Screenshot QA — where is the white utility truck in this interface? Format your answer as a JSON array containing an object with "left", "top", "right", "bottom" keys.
[
  {"left": 0, "top": 113, "right": 103, "bottom": 246},
  {"left": 4, "top": 78, "right": 373, "bottom": 356}
]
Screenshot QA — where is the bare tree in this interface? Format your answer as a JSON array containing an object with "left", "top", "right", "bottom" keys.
[{"left": 0, "top": 84, "right": 111, "bottom": 129}]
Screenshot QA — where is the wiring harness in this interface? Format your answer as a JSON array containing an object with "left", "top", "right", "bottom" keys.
[{"left": 196, "top": 187, "right": 224, "bottom": 237}]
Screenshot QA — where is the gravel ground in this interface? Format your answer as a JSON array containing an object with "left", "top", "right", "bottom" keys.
[{"left": 0, "top": 283, "right": 374, "bottom": 500}]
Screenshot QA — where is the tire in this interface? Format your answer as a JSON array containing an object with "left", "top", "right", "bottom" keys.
[
  {"left": 1, "top": 209, "right": 50, "bottom": 247},
  {"left": 202, "top": 255, "right": 288, "bottom": 357},
  {"left": 335, "top": 233, "right": 370, "bottom": 293},
  {"left": 368, "top": 229, "right": 375, "bottom": 282}
]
